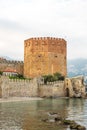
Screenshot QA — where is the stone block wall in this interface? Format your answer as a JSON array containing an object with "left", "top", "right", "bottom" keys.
[
  {"left": 1, "top": 77, "right": 38, "bottom": 98},
  {"left": 38, "top": 81, "right": 65, "bottom": 97},
  {"left": 0, "top": 77, "right": 65, "bottom": 98},
  {"left": 0, "top": 76, "right": 86, "bottom": 98}
]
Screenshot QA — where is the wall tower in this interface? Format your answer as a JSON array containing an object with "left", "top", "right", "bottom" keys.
[{"left": 24, "top": 37, "right": 67, "bottom": 78}]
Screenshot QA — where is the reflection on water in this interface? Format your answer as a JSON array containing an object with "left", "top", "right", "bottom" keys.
[
  {"left": 0, "top": 98, "right": 87, "bottom": 130},
  {"left": 66, "top": 99, "right": 87, "bottom": 127}
]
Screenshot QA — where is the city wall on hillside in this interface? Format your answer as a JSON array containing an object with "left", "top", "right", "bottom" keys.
[
  {"left": 0, "top": 58, "right": 24, "bottom": 75},
  {"left": 0, "top": 76, "right": 86, "bottom": 98}
]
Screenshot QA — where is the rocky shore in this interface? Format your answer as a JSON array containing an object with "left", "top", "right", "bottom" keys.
[{"left": 42, "top": 112, "right": 86, "bottom": 130}]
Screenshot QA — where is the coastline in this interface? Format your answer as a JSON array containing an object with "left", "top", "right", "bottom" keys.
[
  {"left": 0, "top": 96, "right": 86, "bottom": 103},
  {"left": 0, "top": 97, "right": 43, "bottom": 103}
]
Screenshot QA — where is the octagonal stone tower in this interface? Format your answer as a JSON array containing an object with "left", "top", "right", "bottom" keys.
[{"left": 24, "top": 37, "right": 67, "bottom": 78}]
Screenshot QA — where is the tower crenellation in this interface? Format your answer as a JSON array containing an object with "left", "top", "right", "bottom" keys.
[{"left": 24, "top": 37, "right": 66, "bottom": 42}]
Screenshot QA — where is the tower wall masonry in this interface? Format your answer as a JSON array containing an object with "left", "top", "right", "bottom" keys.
[{"left": 24, "top": 37, "right": 67, "bottom": 78}]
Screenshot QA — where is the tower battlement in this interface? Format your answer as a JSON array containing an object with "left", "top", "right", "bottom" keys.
[
  {"left": 24, "top": 37, "right": 66, "bottom": 54},
  {"left": 24, "top": 37, "right": 66, "bottom": 47},
  {"left": 25, "top": 37, "right": 66, "bottom": 41}
]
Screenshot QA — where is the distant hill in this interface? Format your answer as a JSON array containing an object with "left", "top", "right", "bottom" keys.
[
  {"left": 67, "top": 58, "right": 87, "bottom": 83},
  {"left": 2, "top": 56, "right": 13, "bottom": 61}
]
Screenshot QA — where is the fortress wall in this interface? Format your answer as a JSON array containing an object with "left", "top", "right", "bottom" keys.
[
  {"left": 0, "top": 76, "right": 86, "bottom": 98},
  {"left": 38, "top": 81, "right": 65, "bottom": 97},
  {"left": 0, "top": 77, "right": 65, "bottom": 98},
  {"left": 1, "top": 77, "right": 38, "bottom": 98}
]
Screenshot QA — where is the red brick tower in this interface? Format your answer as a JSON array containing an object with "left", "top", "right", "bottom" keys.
[{"left": 24, "top": 37, "right": 67, "bottom": 78}]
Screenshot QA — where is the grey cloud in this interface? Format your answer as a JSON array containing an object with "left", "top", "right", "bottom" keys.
[
  {"left": 0, "top": 18, "right": 31, "bottom": 33},
  {"left": 0, "top": 0, "right": 87, "bottom": 60}
]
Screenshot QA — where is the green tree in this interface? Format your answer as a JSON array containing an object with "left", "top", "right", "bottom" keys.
[
  {"left": 53, "top": 72, "right": 61, "bottom": 81},
  {"left": 58, "top": 76, "right": 65, "bottom": 80},
  {"left": 43, "top": 72, "right": 65, "bottom": 84},
  {"left": 53, "top": 72, "right": 65, "bottom": 81},
  {"left": 0, "top": 71, "right": 3, "bottom": 75},
  {"left": 43, "top": 74, "right": 54, "bottom": 84}
]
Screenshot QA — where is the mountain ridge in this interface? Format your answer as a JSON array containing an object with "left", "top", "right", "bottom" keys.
[{"left": 67, "top": 58, "right": 87, "bottom": 78}]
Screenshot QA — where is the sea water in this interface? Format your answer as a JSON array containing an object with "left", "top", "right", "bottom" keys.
[{"left": 0, "top": 98, "right": 87, "bottom": 130}]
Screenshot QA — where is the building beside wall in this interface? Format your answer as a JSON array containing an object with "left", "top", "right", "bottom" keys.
[
  {"left": 0, "top": 58, "right": 24, "bottom": 75},
  {"left": 3, "top": 68, "right": 18, "bottom": 76},
  {"left": 24, "top": 37, "right": 67, "bottom": 78}
]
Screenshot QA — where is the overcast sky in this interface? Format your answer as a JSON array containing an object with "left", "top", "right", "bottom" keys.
[{"left": 0, "top": 0, "right": 87, "bottom": 60}]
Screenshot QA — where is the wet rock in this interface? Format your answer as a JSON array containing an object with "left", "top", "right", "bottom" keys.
[
  {"left": 70, "top": 123, "right": 86, "bottom": 130},
  {"left": 48, "top": 112, "right": 58, "bottom": 115},
  {"left": 55, "top": 117, "right": 62, "bottom": 121},
  {"left": 70, "top": 123, "right": 79, "bottom": 129},
  {"left": 48, "top": 119, "right": 55, "bottom": 123},
  {"left": 56, "top": 120, "right": 62, "bottom": 125},
  {"left": 47, "top": 112, "right": 58, "bottom": 117},
  {"left": 74, "top": 93, "right": 81, "bottom": 98},
  {"left": 77, "top": 125, "right": 86, "bottom": 130},
  {"left": 42, "top": 112, "right": 86, "bottom": 130},
  {"left": 42, "top": 119, "right": 48, "bottom": 122},
  {"left": 42, "top": 118, "right": 56, "bottom": 123},
  {"left": 63, "top": 119, "right": 75, "bottom": 125}
]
